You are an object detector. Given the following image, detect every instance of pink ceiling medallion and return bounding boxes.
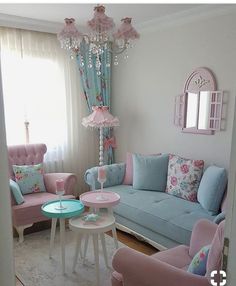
[57,4,140,74]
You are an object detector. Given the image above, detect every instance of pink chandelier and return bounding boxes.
[57,5,140,74]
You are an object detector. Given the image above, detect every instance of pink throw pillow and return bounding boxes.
[123,152,133,185]
[123,152,161,185]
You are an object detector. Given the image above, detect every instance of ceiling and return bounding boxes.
[0,3,202,27]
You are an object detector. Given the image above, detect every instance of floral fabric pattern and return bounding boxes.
[166,154,204,202]
[187,245,210,275]
[13,163,46,195]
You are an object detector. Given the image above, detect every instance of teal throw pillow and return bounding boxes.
[197,166,227,215]
[9,179,24,204]
[188,245,210,276]
[13,163,46,195]
[132,153,169,191]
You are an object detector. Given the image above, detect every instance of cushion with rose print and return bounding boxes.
[188,245,210,275]
[13,163,46,195]
[165,154,204,202]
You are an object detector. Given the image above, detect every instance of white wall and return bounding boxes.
[112,7,236,169]
[0,64,15,285]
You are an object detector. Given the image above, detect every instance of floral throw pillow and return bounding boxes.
[165,154,204,202]
[188,245,210,275]
[13,163,46,195]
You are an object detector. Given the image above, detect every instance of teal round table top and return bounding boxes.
[41,199,84,219]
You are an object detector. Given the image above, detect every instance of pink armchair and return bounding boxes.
[9,144,77,242]
[112,219,225,286]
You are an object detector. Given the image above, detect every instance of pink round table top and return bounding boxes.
[80,191,120,208]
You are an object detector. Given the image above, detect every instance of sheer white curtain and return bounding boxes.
[0,27,97,193]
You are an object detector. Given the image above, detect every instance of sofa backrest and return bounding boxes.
[8,143,47,179]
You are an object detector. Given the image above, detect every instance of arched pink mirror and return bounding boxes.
[174,67,223,135]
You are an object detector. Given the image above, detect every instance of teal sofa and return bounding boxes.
[84,163,225,249]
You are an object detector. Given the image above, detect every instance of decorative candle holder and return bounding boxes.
[96,166,108,201]
[55,179,67,210]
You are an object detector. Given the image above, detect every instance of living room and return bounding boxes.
[0,2,236,286]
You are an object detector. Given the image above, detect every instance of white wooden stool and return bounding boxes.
[69,212,118,286]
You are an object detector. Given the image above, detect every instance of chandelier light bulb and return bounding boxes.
[57,5,140,74]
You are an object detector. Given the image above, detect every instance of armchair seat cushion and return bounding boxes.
[12,192,75,226]
[153,245,192,270]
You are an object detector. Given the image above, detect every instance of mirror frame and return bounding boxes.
[182,67,217,135]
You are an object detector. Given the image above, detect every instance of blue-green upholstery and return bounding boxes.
[85,164,217,248]
[84,163,125,190]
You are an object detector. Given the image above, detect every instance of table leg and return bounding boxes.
[100,233,108,268]
[73,233,82,272]
[83,234,89,264]
[49,218,57,258]
[112,225,119,249]
[93,234,100,286]
[60,218,66,274]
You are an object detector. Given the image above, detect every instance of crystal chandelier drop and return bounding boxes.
[57,5,140,75]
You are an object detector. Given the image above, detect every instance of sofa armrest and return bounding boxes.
[84,163,125,190]
[189,219,218,257]
[213,211,225,224]
[44,173,77,195]
[112,247,209,286]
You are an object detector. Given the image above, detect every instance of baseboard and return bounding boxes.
[115,222,167,251]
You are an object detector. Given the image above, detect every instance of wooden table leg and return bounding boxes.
[93,234,100,286]
[60,218,66,274]
[49,218,57,258]
[100,233,109,268]
[73,233,82,272]
[112,225,119,249]
[83,234,89,264]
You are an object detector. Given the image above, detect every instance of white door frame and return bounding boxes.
[0,61,15,285]
[225,97,236,286]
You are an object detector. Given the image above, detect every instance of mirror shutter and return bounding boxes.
[174,94,185,128]
[208,91,223,131]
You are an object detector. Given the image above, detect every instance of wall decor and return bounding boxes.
[174,67,224,135]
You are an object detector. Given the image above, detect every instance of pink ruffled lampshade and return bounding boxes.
[113,17,140,40]
[82,106,120,128]
[87,5,115,33]
[57,18,82,46]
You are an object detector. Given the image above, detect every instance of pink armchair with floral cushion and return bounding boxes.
[111,219,225,286]
[8,144,77,242]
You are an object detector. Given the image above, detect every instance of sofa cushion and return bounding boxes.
[123,152,161,185]
[12,192,75,226]
[110,185,215,245]
[133,154,169,191]
[10,179,24,205]
[166,154,204,202]
[123,152,133,185]
[197,166,227,215]
[13,163,46,194]
[187,245,210,275]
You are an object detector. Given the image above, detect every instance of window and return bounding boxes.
[1,50,67,147]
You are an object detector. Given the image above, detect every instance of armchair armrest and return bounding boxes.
[84,163,125,190]
[43,173,77,195]
[189,219,217,257]
[112,247,209,286]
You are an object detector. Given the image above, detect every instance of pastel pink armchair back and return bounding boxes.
[112,219,225,286]
[9,143,77,242]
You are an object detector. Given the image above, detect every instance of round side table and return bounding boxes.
[69,212,116,286]
[41,199,84,274]
[80,190,120,250]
